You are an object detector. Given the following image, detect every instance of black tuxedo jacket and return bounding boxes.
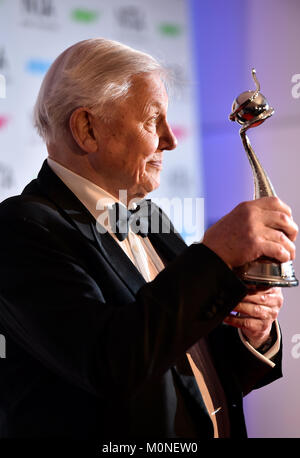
[0,161,282,438]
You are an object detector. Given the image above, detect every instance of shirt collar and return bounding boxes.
[47,157,125,221]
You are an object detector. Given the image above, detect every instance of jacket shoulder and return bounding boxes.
[0,182,64,227]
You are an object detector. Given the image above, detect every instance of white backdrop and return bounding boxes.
[0,0,203,243]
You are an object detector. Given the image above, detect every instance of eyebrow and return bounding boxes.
[142,101,165,116]
[149,101,163,108]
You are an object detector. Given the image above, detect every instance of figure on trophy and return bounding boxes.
[229,68,298,287]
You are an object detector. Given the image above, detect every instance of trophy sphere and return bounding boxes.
[230,91,272,127]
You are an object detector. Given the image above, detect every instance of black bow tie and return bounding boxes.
[108,199,152,241]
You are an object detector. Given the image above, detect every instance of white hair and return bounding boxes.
[33,38,169,143]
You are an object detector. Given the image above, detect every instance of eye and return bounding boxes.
[146,114,160,126]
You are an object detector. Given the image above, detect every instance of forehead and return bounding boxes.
[126,73,168,111]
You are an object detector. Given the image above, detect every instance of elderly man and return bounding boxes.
[0,38,297,439]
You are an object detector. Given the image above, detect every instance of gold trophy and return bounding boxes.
[229,69,298,287]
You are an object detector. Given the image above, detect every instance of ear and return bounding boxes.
[69,107,98,153]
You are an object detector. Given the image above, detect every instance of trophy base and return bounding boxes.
[234,258,299,287]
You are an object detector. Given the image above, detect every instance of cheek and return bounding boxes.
[130,129,159,157]
[146,132,159,154]
[141,135,160,169]
[123,132,158,173]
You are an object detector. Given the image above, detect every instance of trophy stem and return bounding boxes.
[229,68,298,287]
[239,130,276,199]
[237,128,298,287]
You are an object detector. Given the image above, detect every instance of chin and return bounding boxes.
[144,177,160,194]
[129,175,160,200]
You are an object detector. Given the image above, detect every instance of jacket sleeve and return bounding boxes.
[0,213,247,400]
[207,321,282,397]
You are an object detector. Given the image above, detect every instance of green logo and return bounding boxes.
[71,8,99,23]
[158,23,182,37]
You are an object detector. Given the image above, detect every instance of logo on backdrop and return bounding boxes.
[0,48,8,70]
[0,47,11,85]
[70,7,100,24]
[0,115,9,129]
[25,58,51,75]
[166,63,190,98]
[0,162,14,190]
[114,6,146,31]
[165,167,193,195]
[170,125,189,141]
[158,22,182,37]
[19,0,58,29]
[0,74,5,98]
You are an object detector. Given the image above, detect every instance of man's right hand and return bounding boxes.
[202,197,298,269]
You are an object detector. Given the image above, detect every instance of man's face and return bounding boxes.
[89,72,177,201]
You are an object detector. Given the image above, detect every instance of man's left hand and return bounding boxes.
[223,287,283,349]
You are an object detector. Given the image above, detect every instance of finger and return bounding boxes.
[263,211,298,242]
[264,286,282,295]
[258,292,283,312]
[244,288,283,306]
[233,303,277,320]
[255,196,293,217]
[264,287,284,304]
[248,286,282,295]
[260,227,296,259]
[223,315,269,333]
[236,289,283,310]
[244,287,272,296]
[259,240,292,263]
[239,292,267,303]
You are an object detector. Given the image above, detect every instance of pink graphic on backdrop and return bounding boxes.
[0,115,9,129]
[170,125,189,141]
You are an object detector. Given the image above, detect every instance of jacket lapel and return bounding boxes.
[92,227,147,295]
[91,203,189,295]
[33,160,95,242]
[146,201,188,262]
[149,230,187,264]
[31,160,145,295]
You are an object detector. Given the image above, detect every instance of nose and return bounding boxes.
[158,120,177,151]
